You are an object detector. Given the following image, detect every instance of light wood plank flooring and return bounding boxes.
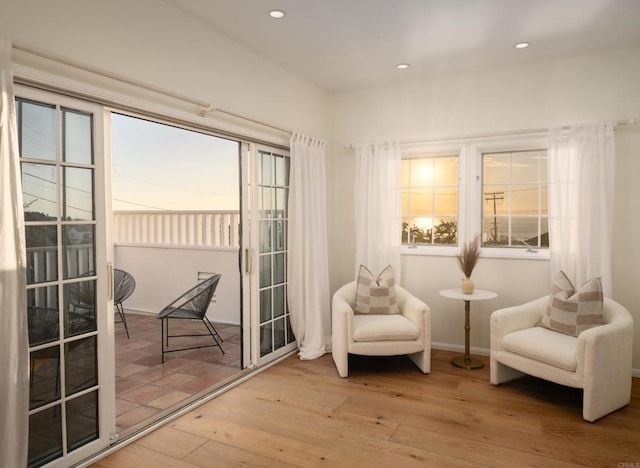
[93,349,640,467]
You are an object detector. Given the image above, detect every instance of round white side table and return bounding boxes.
[439,288,498,370]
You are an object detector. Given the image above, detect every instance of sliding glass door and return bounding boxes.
[245,144,297,366]
[16,85,294,466]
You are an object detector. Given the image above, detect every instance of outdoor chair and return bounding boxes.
[70,270,135,338]
[113,268,136,338]
[27,305,94,397]
[156,274,225,363]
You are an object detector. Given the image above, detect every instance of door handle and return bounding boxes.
[245,248,252,275]
[107,263,113,300]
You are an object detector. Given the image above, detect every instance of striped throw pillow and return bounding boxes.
[354,265,399,315]
[539,271,603,336]
[539,270,574,329]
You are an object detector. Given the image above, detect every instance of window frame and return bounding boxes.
[481,148,548,252]
[401,153,460,248]
[400,134,550,260]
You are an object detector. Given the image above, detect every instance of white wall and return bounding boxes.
[0,0,330,140]
[114,245,240,325]
[330,48,640,368]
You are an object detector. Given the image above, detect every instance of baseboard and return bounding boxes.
[121,308,154,317]
[431,342,640,378]
[432,342,490,357]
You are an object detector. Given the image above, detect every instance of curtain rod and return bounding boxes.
[344,118,638,149]
[12,42,292,135]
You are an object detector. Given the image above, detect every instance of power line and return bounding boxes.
[113,164,227,197]
[22,191,92,215]
[23,172,92,196]
[112,198,171,211]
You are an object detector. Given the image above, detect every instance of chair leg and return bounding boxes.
[161,317,166,364]
[408,349,430,374]
[332,350,349,378]
[30,357,35,388]
[115,303,130,339]
[160,316,224,362]
[203,317,225,354]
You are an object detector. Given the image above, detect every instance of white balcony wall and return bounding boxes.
[113,211,241,325]
[114,244,240,325]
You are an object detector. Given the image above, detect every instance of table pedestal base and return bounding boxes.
[451,355,484,370]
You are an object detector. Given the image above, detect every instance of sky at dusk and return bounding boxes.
[111,113,240,211]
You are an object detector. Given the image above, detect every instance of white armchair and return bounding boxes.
[490,296,634,422]
[332,281,431,378]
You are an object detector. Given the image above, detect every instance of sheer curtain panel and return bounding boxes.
[354,141,402,280]
[287,133,331,359]
[548,122,615,296]
[0,38,29,468]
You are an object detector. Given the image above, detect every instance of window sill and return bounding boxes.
[401,245,458,257]
[480,247,550,260]
[401,245,550,260]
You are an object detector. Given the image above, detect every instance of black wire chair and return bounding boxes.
[27,306,61,391]
[27,305,94,403]
[113,269,136,339]
[156,274,224,363]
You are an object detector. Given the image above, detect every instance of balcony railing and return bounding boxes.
[113,210,240,248]
[27,244,95,285]
[27,211,241,324]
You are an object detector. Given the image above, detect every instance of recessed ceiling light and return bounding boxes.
[515,42,529,49]
[269,9,286,19]
[396,63,410,69]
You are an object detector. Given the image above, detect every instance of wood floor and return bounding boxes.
[92,349,640,467]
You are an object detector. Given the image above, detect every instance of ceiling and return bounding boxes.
[166,0,640,93]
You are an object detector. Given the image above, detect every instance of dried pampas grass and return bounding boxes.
[457,234,481,278]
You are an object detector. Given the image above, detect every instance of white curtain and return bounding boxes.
[0,38,29,468]
[354,141,402,280]
[548,122,615,296]
[287,133,331,359]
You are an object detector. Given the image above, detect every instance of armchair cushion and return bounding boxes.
[353,314,419,342]
[501,327,578,372]
[354,265,399,315]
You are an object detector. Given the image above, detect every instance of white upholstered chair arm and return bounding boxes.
[575,298,634,377]
[331,282,357,366]
[491,296,547,342]
[396,285,430,330]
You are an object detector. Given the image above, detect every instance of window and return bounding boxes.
[401,138,549,256]
[482,149,548,248]
[401,156,458,246]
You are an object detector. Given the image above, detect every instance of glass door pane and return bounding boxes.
[17,88,112,468]
[251,147,296,365]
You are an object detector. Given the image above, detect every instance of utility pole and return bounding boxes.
[484,191,504,243]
